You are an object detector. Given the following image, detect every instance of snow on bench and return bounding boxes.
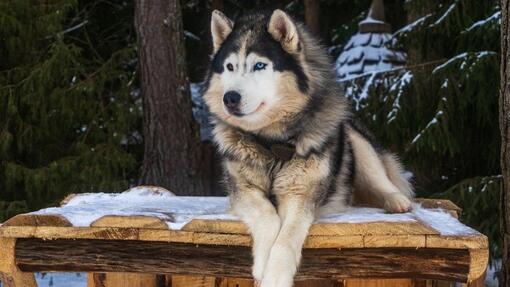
[18,185,474,236]
[0,186,488,284]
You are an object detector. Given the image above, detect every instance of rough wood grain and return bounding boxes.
[0,225,488,250]
[215,277,253,287]
[91,215,169,229]
[87,273,161,287]
[467,249,489,282]
[3,214,72,227]
[182,220,438,236]
[425,235,488,249]
[344,279,413,287]
[135,0,212,195]
[0,238,36,287]
[15,239,472,282]
[171,275,215,287]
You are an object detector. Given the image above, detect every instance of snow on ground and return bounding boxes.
[0,273,86,287]
[31,186,478,236]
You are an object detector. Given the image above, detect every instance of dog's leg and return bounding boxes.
[260,195,314,287]
[348,128,412,213]
[231,189,281,283]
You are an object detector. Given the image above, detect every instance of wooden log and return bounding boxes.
[86,272,162,287]
[0,225,488,251]
[344,279,413,287]
[0,238,36,287]
[15,239,471,282]
[3,214,72,227]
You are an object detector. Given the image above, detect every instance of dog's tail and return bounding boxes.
[379,152,414,198]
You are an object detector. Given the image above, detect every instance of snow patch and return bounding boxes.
[30,186,477,236]
[464,11,501,32]
[393,14,432,37]
[429,1,457,28]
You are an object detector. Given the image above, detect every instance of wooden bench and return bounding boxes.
[0,186,488,287]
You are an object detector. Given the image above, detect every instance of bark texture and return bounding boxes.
[304,0,320,35]
[135,0,210,195]
[15,239,471,282]
[501,0,510,285]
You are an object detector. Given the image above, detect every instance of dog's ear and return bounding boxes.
[268,9,299,53]
[211,10,233,53]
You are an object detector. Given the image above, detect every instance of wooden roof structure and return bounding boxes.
[0,187,488,286]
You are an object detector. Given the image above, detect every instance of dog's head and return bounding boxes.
[203,10,310,133]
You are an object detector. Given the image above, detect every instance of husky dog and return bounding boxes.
[203,9,413,287]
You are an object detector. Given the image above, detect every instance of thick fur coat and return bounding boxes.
[203,9,413,287]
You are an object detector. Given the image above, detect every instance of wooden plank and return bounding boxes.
[15,239,472,282]
[467,249,489,282]
[0,238,36,287]
[215,277,253,287]
[87,273,161,287]
[425,235,488,249]
[87,273,105,287]
[3,214,72,227]
[305,235,364,248]
[182,220,439,236]
[171,275,215,287]
[294,279,344,287]
[344,279,413,287]
[310,222,438,236]
[0,225,488,252]
[363,235,425,248]
[466,272,486,287]
[91,216,168,229]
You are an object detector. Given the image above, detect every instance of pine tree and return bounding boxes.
[0,0,141,221]
[339,0,501,257]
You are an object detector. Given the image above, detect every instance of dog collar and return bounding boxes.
[252,135,296,161]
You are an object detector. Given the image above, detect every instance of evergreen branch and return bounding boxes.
[338,59,446,83]
[463,10,501,33]
[43,20,90,41]
[429,0,459,28]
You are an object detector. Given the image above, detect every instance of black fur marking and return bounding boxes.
[247,31,309,93]
[344,143,355,206]
[207,11,309,94]
[321,123,345,206]
[348,119,383,153]
[211,39,241,74]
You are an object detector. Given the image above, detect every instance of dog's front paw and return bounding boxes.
[252,258,265,283]
[384,193,412,213]
[260,244,297,287]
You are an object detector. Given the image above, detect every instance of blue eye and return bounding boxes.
[253,62,267,71]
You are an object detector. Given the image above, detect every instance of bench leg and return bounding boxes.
[0,238,37,287]
[88,273,166,287]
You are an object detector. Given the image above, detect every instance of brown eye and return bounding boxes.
[226,63,234,71]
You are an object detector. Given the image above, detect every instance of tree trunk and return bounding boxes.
[212,0,223,11]
[304,0,320,36]
[135,0,210,195]
[501,0,510,285]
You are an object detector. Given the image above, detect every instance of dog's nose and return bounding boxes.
[223,91,241,109]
